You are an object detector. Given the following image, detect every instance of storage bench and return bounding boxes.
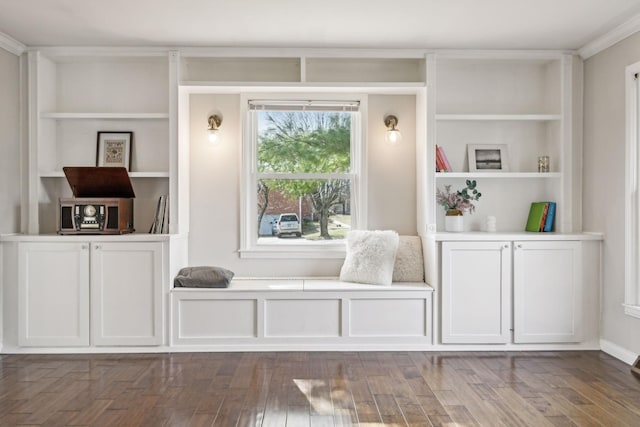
[170,279,433,351]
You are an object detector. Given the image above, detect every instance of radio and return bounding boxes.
[58,167,135,235]
[59,198,134,234]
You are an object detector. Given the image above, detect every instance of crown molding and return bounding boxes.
[579,13,640,59]
[0,30,26,56]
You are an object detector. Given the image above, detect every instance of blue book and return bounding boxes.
[543,202,556,232]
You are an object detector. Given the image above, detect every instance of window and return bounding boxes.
[240,96,367,258]
[625,61,640,318]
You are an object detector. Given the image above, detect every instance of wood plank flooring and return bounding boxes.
[0,351,638,426]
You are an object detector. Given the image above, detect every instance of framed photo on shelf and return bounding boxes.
[468,144,509,172]
[96,131,132,170]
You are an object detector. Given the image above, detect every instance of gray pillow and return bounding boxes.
[174,266,234,288]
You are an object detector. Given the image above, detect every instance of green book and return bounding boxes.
[525,202,548,232]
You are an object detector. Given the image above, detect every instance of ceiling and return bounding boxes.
[1,0,640,51]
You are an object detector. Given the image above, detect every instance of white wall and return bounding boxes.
[584,32,640,357]
[188,93,416,276]
[0,48,21,234]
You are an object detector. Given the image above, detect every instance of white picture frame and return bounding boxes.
[97,131,132,170]
[468,144,510,172]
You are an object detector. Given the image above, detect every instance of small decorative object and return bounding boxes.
[486,215,497,232]
[468,144,509,172]
[436,180,482,232]
[97,131,132,170]
[538,155,550,172]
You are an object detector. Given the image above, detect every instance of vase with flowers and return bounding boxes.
[436,180,482,232]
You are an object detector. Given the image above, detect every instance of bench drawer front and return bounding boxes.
[176,298,257,340]
[350,298,427,337]
[265,299,341,337]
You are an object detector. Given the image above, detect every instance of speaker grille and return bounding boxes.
[107,206,118,229]
[61,206,73,229]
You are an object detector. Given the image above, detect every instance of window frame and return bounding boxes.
[239,92,368,259]
[625,60,640,318]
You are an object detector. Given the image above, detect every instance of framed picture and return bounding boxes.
[468,144,510,172]
[96,131,132,170]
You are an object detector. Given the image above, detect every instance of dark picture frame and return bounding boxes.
[96,131,132,170]
[467,144,510,172]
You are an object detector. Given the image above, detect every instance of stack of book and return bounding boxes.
[525,201,556,232]
[150,194,169,234]
[435,145,452,172]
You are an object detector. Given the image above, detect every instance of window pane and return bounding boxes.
[257,178,351,241]
[257,111,351,174]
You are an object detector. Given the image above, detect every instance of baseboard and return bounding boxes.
[600,339,638,365]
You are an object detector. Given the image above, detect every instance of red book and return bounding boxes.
[539,203,549,231]
[435,145,446,172]
[438,145,453,172]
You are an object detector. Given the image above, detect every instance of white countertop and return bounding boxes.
[434,231,604,241]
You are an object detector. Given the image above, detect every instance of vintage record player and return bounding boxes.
[58,167,135,235]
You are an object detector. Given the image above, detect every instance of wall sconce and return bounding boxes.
[384,115,402,145]
[207,114,222,143]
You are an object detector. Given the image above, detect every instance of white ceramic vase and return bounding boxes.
[445,210,464,232]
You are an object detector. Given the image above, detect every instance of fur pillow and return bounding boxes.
[174,266,234,288]
[392,236,425,282]
[340,230,399,286]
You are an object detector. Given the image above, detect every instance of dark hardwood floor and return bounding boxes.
[0,351,638,426]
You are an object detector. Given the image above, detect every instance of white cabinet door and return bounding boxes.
[441,241,511,343]
[90,242,164,346]
[513,241,582,343]
[18,242,90,347]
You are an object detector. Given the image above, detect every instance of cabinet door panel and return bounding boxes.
[514,241,582,343]
[91,242,163,346]
[18,242,90,347]
[441,241,511,343]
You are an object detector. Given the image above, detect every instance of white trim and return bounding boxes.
[0,342,604,354]
[0,31,25,56]
[624,303,640,319]
[579,13,640,59]
[600,339,638,365]
[239,249,345,259]
[626,61,640,314]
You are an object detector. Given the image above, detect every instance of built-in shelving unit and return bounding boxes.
[425,53,579,234]
[27,50,178,234]
[180,54,426,85]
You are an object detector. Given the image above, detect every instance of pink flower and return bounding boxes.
[436,181,482,214]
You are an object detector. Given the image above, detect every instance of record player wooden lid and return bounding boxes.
[63,167,135,198]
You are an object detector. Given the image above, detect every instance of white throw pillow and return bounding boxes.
[392,236,425,282]
[340,230,399,286]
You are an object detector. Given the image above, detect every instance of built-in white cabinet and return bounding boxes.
[18,242,90,347]
[441,241,511,344]
[439,237,596,345]
[12,239,166,349]
[513,241,582,343]
[90,242,164,346]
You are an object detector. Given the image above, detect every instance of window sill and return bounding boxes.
[624,304,640,319]
[239,244,346,259]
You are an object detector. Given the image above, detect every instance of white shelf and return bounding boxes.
[39,171,169,178]
[435,114,561,121]
[434,232,604,242]
[40,112,169,120]
[435,172,562,179]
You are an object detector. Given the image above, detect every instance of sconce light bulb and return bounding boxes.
[208,129,219,144]
[385,129,402,145]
